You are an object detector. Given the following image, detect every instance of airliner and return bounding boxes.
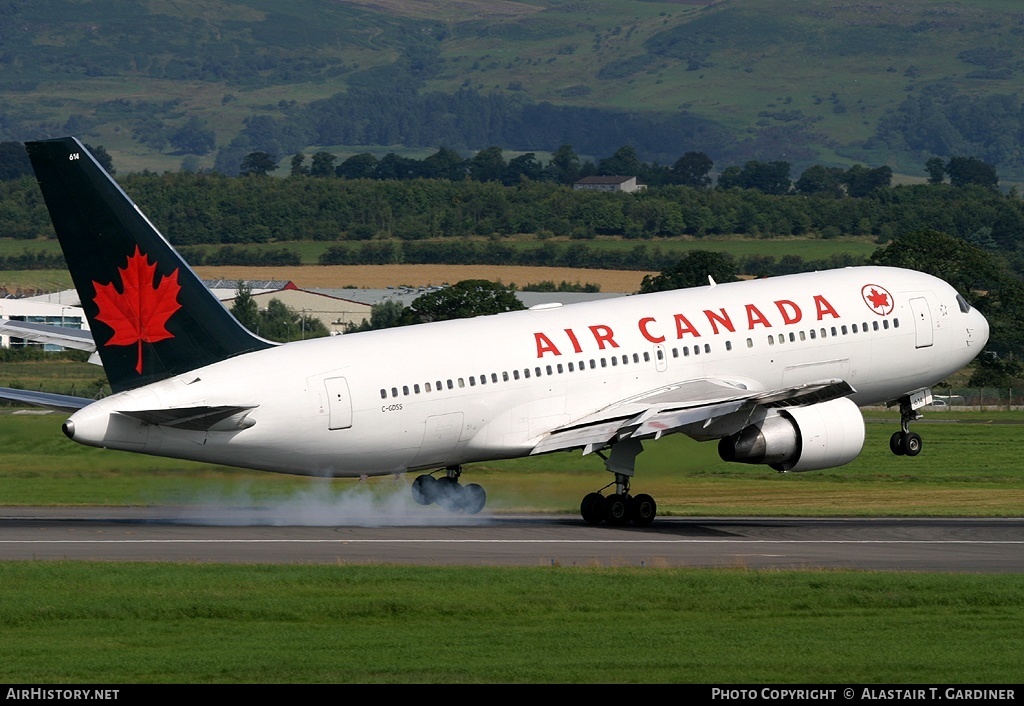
[1,137,989,526]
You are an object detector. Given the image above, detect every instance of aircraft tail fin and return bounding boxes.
[26,137,273,393]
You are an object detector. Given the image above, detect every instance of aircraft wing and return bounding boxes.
[0,386,95,412]
[0,319,96,352]
[530,378,855,455]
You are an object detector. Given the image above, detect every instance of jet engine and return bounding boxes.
[717,397,865,472]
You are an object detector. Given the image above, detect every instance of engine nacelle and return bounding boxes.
[717,397,865,472]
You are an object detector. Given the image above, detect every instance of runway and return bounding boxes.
[1,508,1022,571]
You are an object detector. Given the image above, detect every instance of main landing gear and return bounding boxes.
[580,438,658,527]
[411,465,487,514]
[889,395,923,457]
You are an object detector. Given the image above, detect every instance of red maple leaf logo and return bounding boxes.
[867,288,889,309]
[93,246,181,374]
[861,284,894,315]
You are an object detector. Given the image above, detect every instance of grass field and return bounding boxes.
[1,563,1022,683]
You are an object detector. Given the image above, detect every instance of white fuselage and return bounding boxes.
[64,266,988,477]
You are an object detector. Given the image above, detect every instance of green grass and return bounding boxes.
[0,562,1021,683]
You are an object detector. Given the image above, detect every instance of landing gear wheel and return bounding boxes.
[433,476,463,512]
[459,483,487,514]
[605,494,632,526]
[630,494,657,527]
[889,431,906,456]
[902,431,922,457]
[580,493,607,525]
[411,474,438,505]
[889,430,923,457]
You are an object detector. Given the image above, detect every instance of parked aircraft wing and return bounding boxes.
[0,319,96,352]
[0,386,95,412]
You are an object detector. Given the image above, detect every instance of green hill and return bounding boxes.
[2,0,1023,181]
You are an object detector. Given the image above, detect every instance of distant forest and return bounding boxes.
[1,148,1021,276]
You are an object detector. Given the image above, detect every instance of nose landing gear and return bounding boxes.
[889,394,923,457]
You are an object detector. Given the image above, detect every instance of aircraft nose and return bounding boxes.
[969,306,990,349]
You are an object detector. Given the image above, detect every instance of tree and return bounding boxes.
[239,151,278,177]
[718,161,791,195]
[84,144,115,174]
[406,280,524,323]
[670,151,713,188]
[869,229,1000,297]
[310,151,337,178]
[598,145,641,177]
[289,153,309,177]
[795,165,845,197]
[842,164,892,197]
[230,283,329,341]
[925,157,945,184]
[169,116,216,155]
[229,282,260,332]
[545,144,581,185]
[638,251,740,293]
[744,160,791,195]
[336,153,378,179]
[469,146,506,182]
[345,300,410,332]
[504,153,543,184]
[0,142,32,180]
[945,156,998,189]
[421,147,466,181]
[376,152,419,180]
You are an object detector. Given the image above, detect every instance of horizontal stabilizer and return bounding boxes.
[0,386,95,412]
[118,405,257,432]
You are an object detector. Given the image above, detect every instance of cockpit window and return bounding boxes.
[956,293,971,314]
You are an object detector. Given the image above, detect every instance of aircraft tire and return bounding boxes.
[580,493,607,525]
[889,431,906,456]
[411,475,438,505]
[605,494,632,526]
[902,432,922,457]
[630,494,657,527]
[460,483,487,514]
[434,477,463,512]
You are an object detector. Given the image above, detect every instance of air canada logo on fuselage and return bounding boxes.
[532,294,843,358]
[861,284,894,316]
[92,246,182,374]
